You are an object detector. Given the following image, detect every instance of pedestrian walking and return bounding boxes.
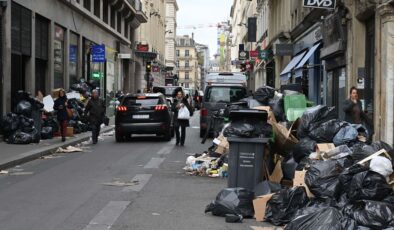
[343,86,373,138]
[172,89,192,146]
[53,89,69,142]
[85,90,106,144]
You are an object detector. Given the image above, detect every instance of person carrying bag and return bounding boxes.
[172,89,192,146]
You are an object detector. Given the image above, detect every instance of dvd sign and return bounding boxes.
[303,0,335,9]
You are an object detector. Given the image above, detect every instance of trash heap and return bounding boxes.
[204,86,394,229]
[1,85,92,144]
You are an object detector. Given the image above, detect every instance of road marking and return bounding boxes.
[157,146,173,155]
[144,157,165,169]
[83,201,130,230]
[122,174,152,192]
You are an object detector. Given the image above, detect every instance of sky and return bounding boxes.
[176,0,233,59]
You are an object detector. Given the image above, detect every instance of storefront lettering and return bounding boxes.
[303,0,335,9]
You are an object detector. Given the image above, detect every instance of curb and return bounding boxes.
[0,126,115,170]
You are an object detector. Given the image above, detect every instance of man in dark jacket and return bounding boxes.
[85,90,106,144]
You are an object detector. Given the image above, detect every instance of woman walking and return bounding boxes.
[53,89,69,142]
[172,89,192,146]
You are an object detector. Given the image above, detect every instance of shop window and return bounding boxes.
[35,15,49,94]
[54,24,65,88]
[11,2,32,55]
[69,32,79,85]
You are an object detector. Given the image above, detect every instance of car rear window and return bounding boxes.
[123,97,160,106]
[205,87,247,103]
[164,87,178,96]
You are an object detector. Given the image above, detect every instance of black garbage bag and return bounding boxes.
[308,119,346,143]
[383,191,394,204]
[254,181,282,197]
[293,199,331,218]
[15,100,32,116]
[285,207,356,230]
[7,131,32,144]
[223,122,255,137]
[205,188,254,218]
[344,200,394,229]
[265,187,310,225]
[293,137,316,163]
[2,113,20,132]
[282,156,298,180]
[29,128,40,143]
[297,105,337,138]
[43,118,59,133]
[347,171,392,201]
[305,159,349,199]
[338,164,369,195]
[254,86,275,105]
[41,126,53,139]
[270,98,286,122]
[351,141,394,162]
[19,115,35,133]
[333,124,364,146]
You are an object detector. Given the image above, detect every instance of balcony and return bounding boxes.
[127,0,148,23]
[177,55,193,60]
[178,66,193,71]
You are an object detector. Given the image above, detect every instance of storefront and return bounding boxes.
[35,14,49,95]
[53,24,65,89]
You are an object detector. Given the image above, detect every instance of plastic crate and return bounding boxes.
[286,108,307,122]
[284,94,307,113]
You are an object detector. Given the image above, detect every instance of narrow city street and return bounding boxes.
[0,115,273,230]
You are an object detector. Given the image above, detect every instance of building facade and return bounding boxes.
[175,35,199,89]
[0,0,147,116]
[164,0,178,86]
[196,43,209,90]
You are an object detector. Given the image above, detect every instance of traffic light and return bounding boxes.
[146,61,152,72]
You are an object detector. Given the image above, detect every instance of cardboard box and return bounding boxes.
[253,194,274,222]
[271,119,300,155]
[293,170,314,198]
[214,135,229,154]
[66,127,74,137]
[253,106,276,123]
[268,160,283,184]
[316,143,336,160]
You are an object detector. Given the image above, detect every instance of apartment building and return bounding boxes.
[175,35,199,89]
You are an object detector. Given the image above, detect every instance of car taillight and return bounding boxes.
[155,105,167,111]
[201,108,208,117]
[117,106,127,112]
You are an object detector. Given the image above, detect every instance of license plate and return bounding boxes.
[133,114,149,119]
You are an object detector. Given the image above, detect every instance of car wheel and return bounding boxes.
[200,128,206,138]
[115,131,124,142]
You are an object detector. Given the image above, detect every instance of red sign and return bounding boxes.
[137,44,149,52]
[152,66,160,72]
[249,50,259,58]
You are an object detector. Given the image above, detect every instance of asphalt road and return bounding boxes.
[0,115,276,230]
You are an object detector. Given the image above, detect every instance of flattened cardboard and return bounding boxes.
[268,160,283,184]
[272,119,300,154]
[293,170,314,198]
[253,194,274,222]
[253,106,276,123]
[316,143,335,159]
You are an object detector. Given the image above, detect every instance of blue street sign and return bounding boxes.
[69,45,77,62]
[92,44,106,62]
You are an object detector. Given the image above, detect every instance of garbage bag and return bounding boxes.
[270,98,286,122]
[223,122,255,137]
[254,86,275,105]
[2,113,20,132]
[348,171,392,201]
[240,97,263,109]
[344,200,394,229]
[282,156,298,180]
[324,145,352,159]
[333,125,362,146]
[293,137,316,163]
[305,159,349,199]
[297,105,337,138]
[43,118,59,133]
[205,188,254,218]
[253,181,282,197]
[383,191,394,204]
[7,131,33,144]
[285,207,356,230]
[308,119,345,143]
[370,156,393,178]
[41,126,53,139]
[29,128,40,143]
[293,199,331,218]
[265,187,310,225]
[351,141,394,162]
[338,164,369,195]
[15,100,32,116]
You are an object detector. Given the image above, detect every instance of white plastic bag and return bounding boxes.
[370,156,393,178]
[178,106,190,120]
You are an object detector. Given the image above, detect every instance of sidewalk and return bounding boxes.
[0,125,115,170]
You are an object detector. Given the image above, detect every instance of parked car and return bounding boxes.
[200,84,247,137]
[115,93,174,142]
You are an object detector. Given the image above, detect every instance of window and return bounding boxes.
[94,0,100,18]
[124,22,129,38]
[176,50,179,57]
[185,83,189,88]
[117,12,122,33]
[176,61,179,67]
[185,61,189,67]
[185,50,189,56]
[110,6,116,29]
[83,0,91,11]
[185,72,189,79]
[205,86,247,103]
[103,0,109,23]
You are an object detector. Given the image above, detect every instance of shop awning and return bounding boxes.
[280,51,307,80]
[294,42,322,78]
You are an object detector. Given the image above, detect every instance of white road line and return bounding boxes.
[144,157,165,169]
[157,145,173,155]
[122,174,152,192]
[83,201,130,230]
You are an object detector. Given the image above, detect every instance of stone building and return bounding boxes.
[164,0,178,86]
[175,35,199,89]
